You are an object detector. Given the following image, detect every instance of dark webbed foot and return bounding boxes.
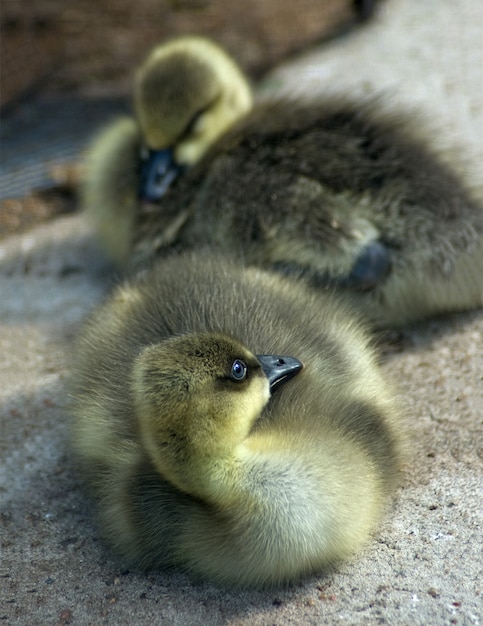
[340,240,391,290]
[271,240,391,292]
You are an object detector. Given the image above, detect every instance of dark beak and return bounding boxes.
[139,147,184,202]
[256,355,304,393]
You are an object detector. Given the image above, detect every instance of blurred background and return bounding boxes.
[1,0,374,101]
[0,0,376,237]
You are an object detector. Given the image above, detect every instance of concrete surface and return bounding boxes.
[1,0,482,624]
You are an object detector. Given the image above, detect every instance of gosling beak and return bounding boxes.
[256,355,304,393]
[139,147,184,202]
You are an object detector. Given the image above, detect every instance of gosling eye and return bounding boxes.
[230,359,247,382]
[180,95,219,140]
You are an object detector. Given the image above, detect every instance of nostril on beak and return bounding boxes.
[256,354,303,392]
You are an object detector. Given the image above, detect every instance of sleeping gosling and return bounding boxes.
[82,36,483,328]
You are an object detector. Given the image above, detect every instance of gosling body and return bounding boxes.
[131,99,483,328]
[70,253,406,588]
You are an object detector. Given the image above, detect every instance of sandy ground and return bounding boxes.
[1,0,482,624]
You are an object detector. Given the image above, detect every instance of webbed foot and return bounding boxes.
[339,240,391,291]
[271,240,391,292]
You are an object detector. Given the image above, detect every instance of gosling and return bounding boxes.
[70,252,406,588]
[82,36,483,328]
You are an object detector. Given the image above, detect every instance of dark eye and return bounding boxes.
[230,359,247,382]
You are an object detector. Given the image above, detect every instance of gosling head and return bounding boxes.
[132,332,302,497]
[134,37,253,201]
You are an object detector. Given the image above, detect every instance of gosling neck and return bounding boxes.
[139,404,258,504]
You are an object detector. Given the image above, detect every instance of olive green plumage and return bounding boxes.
[82,36,483,327]
[70,253,406,588]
